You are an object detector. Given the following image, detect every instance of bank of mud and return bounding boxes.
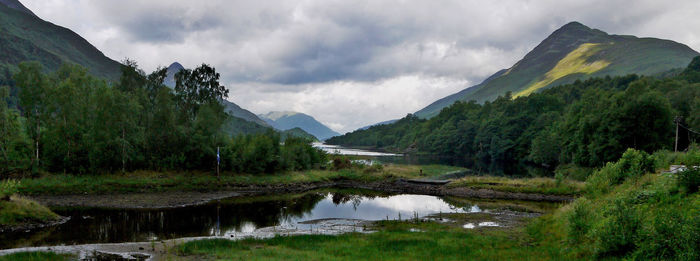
[29,179,574,209]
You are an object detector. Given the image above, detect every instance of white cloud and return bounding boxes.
[20,0,700,132]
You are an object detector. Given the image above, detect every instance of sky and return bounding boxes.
[21,0,700,133]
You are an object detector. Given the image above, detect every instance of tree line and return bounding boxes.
[1,61,325,175]
[328,57,700,172]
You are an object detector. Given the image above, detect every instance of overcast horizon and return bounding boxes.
[22,0,700,133]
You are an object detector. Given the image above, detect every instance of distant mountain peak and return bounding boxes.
[259,111,340,140]
[167,62,184,71]
[414,21,698,118]
[0,0,36,16]
[260,111,300,121]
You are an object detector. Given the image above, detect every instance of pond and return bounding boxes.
[0,189,557,249]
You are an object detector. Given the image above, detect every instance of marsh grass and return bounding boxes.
[16,164,466,195]
[448,176,584,195]
[0,196,60,226]
[0,252,72,261]
[173,220,563,260]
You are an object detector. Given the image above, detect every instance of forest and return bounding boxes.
[328,57,700,173]
[0,61,325,175]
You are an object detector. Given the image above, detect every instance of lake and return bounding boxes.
[0,189,556,249]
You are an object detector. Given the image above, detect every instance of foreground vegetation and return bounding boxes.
[0,252,72,261]
[173,222,548,261]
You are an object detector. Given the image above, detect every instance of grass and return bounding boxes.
[448,176,585,196]
[171,220,563,261]
[0,252,73,261]
[16,164,466,196]
[0,196,60,226]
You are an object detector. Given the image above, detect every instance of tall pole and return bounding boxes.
[674,116,680,152]
[216,146,220,179]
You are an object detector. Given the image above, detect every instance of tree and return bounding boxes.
[14,62,48,170]
[0,86,31,174]
[174,64,229,120]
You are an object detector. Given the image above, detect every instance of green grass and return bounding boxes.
[0,252,72,261]
[172,220,563,261]
[448,176,585,196]
[17,164,467,195]
[0,197,59,226]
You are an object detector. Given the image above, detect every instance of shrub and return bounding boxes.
[331,157,352,170]
[677,168,700,193]
[633,207,700,261]
[566,198,593,243]
[593,198,641,258]
[554,172,565,187]
[0,179,20,200]
[586,149,654,195]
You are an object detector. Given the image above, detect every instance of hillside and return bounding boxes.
[259,111,340,140]
[327,57,700,173]
[0,0,121,83]
[281,127,318,141]
[164,62,270,127]
[415,21,699,118]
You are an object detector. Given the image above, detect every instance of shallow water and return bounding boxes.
[313,143,401,156]
[0,189,551,249]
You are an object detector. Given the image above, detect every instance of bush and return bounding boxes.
[331,157,352,170]
[652,147,700,170]
[566,198,593,243]
[593,198,641,257]
[554,172,565,187]
[0,179,20,200]
[677,168,700,193]
[586,149,654,195]
[633,207,700,260]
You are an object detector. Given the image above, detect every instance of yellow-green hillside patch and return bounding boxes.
[515,43,611,97]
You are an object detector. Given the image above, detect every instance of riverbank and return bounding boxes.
[0,196,65,233]
[17,164,582,209]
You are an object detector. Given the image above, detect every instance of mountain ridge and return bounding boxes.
[414,21,699,118]
[0,1,122,81]
[259,111,340,141]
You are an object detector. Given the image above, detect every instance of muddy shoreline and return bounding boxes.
[29,179,574,209]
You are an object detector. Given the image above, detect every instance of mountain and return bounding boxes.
[357,119,399,131]
[415,21,699,118]
[258,111,340,140]
[280,127,318,141]
[163,62,270,127]
[0,0,121,82]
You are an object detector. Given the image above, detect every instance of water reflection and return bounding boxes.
[1,190,486,249]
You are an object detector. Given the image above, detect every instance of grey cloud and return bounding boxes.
[21,0,700,131]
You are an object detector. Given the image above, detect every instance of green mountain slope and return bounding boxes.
[259,111,340,140]
[415,21,699,118]
[0,0,121,82]
[281,127,318,141]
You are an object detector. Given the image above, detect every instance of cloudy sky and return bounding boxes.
[22,0,700,133]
